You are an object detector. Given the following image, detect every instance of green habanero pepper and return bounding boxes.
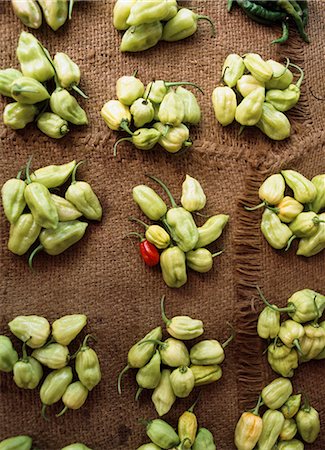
[132,184,167,220]
[61,445,92,450]
[259,174,286,206]
[277,440,304,450]
[137,447,161,450]
[120,22,163,52]
[234,397,263,450]
[315,321,325,360]
[65,163,102,221]
[265,60,293,90]
[257,305,280,339]
[101,99,132,133]
[37,112,69,139]
[266,65,304,112]
[113,0,136,30]
[222,54,245,88]
[300,321,325,361]
[178,400,199,449]
[149,175,199,252]
[8,213,41,255]
[267,343,298,378]
[162,8,215,42]
[130,98,155,127]
[11,0,42,29]
[153,122,191,153]
[127,0,169,26]
[158,89,184,126]
[281,394,302,419]
[152,368,176,416]
[0,68,22,97]
[160,247,187,288]
[53,53,87,98]
[309,174,325,213]
[176,86,201,125]
[38,0,68,31]
[0,435,32,450]
[50,88,88,125]
[190,333,234,365]
[235,87,265,126]
[143,418,180,450]
[9,315,50,348]
[281,170,317,204]
[192,428,216,450]
[11,77,50,104]
[32,343,70,369]
[236,75,265,97]
[52,314,87,345]
[297,214,325,257]
[195,214,229,248]
[0,336,18,372]
[51,194,82,221]
[28,220,88,267]
[129,218,170,249]
[296,402,320,443]
[243,53,273,82]
[16,32,55,82]
[1,170,26,224]
[40,366,73,417]
[170,366,195,398]
[257,102,291,140]
[155,338,190,367]
[271,196,304,223]
[278,320,305,353]
[13,344,43,389]
[164,0,178,20]
[280,418,298,441]
[261,378,293,409]
[190,364,222,386]
[30,160,76,188]
[57,381,89,416]
[144,80,203,105]
[116,73,145,106]
[3,102,38,130]
[75,336,101,391]
[257,409,285,450]
[261,209,293,250]
[181,175,206,212]
[186,248,223,273]
[289,211,325,238]
[135,350,161,400]
[118,326,162,394]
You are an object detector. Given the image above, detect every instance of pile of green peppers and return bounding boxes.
[212,53,305,140]
[1,158,102,267]
[257,287,325,378]
[11,0,77,31]
[234,378,320,450]
[113,0,216,53]
[129,174,229,288]
[229,0,309,44]
[138,401,217,449]
[0,31,88,138]
[0,313,101,420]
[101,72,204,156]
[118,296,233,417]
[246,169,325,256]
[0,435,92,449]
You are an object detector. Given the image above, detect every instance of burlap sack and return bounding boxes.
[0,1,324,448]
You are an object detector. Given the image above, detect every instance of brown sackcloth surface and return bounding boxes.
[0,1,325,448]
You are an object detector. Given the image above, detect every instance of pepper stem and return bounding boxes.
[71,160,85,184]
[132,70,138,78]
[56,405,68,417]
[227,0,234,12]
[125,231,145,242]
[25,155,33,184]
[41,404,49,421]
[147,175,177,208]
[188,395,200,412]
[238,125,246,136]
[82,333,94,348]
[252,395,263,416]
[285,235,296,252]
[68,0,74,19]
[138,418,150,427]
[117,364,130,395]
[16,167,24,180]
[72,84,88,99]
[129,217,149,229]
[139,339,164,347]
[222,323,236,348]
[272,21,289,45]
[301,393,311,412]
[313,217,325,224]
[256,286,295,313]
[114,137,132,157]
[293,338,304,356]
[28,244,44,270]
[212,250,224,258]
[160,295,171,326]
[312,296,320,326]
[135,387,143,401]
[244,202,266,211]
[165,81,204,95]
[120,120,134,136]
[289,63,304,89]
[21,342,28,362]
[197,15,216,37]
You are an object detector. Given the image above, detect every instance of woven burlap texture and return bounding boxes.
[0,1,324,449]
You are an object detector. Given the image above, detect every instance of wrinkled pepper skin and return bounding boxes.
[190,364,222,386]
[145,225,170,249]
[130,98,155,127]
[178,408,198,449]
[127,326,162,369]
[261,378,293,409]
[281,394,302,419]
[257,409,285,450]
[8,214,41,255]
[9,315,50,348]
[0,336,18,372]
[38,0,68,30]
[11,77,50,104]
[286,289,325,323]
[116,74,145,106]
[236,75,265,97]
[222,54,245,88]
[162,299,204,340]
[115,128,161,153]
[243,54,273,82]
[121,22,163,52]
[181,175,206,212]
[261,209,293,249]
[53,53,81,91]
[195,214,229,248]
[259,174,285,205]
[1,176,26,224]
[13,354,43,389]
[257,306,280,339]
[113,0,137,30]
[235,87,265,126]
[296,406,320,443]
[186,248,216,273]
[50,88,88,125]
[280,418,298,441]
[212,86,237,126]
[51,194,82,221]
[160,247,187,288]
[158,89,184,126]
[152,368,176,416]
[265,60,293,90]
[65,182,102,221]
[278,320,305,351]
[266,67,303,112]
[30,160,76,188]
[153,122,191,153]
[190,339,225,365]
[281,170,317,204]
[32,343,69,369]
[127,0,169,26]
[267,344,298,378]
[277,440,304,450]
[176,86,201,125]
[162,8,214,42]
[234,411,263,450]
[52,314,87,345]
[37,112,69,139]
[310,174,325,213]
[275,196,304,223]
[145,419,180,449]
[3,102,38,130]
[166,208,199,252]
[159,338,190,367]
[136,350,161,391]
[40,367,73,408]
[289,211,321,238]
[296,213,325,257]
[299,323,325,361]
[0,68,22,97]
[16,32,54,82]
[101,100,132,131]
[39,221,88,255]
[0,435,32,450]
[192,428,216,450]
[170,366,195,398]
[24,181,59,229]
[257,103,291,140]
[12,0,42,29]
[133,185,167,220]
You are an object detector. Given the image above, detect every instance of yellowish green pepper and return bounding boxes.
[265,60,293,90]
[289,211,324,238]
[158,89,184,126]
[277,440,304,450]
[296,402,320,443]
[75,335,101,391]
[4,102,38,130]
[309,174,325,213]
[52,314,87,345]
[257,102,291,140]
[267,343,298,378]
[243,53,273,82]
[195,214,229,248]
[113,0,136,30]
[30,160,75,188]
[61,444,92,450]
[133,184,167,220]
[176,86,201,125]
[261,378,293,410]
[53,53,87,98]
[145,225,170,249]
[13,344,43,389]
[51,194,82,221]
[117,73,145,106]
[127,0,170,26]
[130,98,155,127]
[143,418,180,449]
[0,436,32,450]
[300,321,325,361]
[153,122,192,153]
[235,87,265,126]
[281,170,316,203]
[170,366,194,398]
[32,343,69,369]
[281,394,302,419]
[38,0,68,30]
[157,338,190,367]
[190,364,222,386]
[0,68,22,97]
[266,65,304,112]
[152,368,176,416]
[164,0,178,20]
[57,381,89,416]
[101,99,133,134]
[0,336,18,372]
[192,428,216,450]
[257,306,280,339]
[11,77,50,104]
[40,366,73,417]
[121,22,163,52]
[259,174,285,205]
[234,397,263,450]
[297,214,325,257]
[280,418,298,441]
[272,196,304,223]
[236,75,265,97]
[37,112,69,139]
[144,80,202,105]
[186,248,222,273]
[11,0,42,28]
[257,409,285,450]
[50,88,88,125]
[160,246,187,288]
[212,86,237,126]
[8,213,41,255]
[261,209,293,250]
[137,445,161,450]
[181,175,206,212]
[178,401,198,449]
[162,8,215,42]
[1,171,26,224]
[278,320,304,353]
[135,350,161,400]
[161,296,203,339]
[190,334,233,365]
[222,54,245,88]
[9,315,50,348]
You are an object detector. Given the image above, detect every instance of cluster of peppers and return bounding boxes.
[256,287,325,379]
[229,0,309,44]
[1,158,102,267]
[247,170,325,256]
[138,400,217,449]
[0,314,101,419]
[101,72,203,156]
[129,175,228,288]
[113,0,215,53]
[11,0,76,31]
[0,436,92,450]
[0,31,88,138]
[234,377,320,449]
[118,296,233,418]
[212,53,304,140]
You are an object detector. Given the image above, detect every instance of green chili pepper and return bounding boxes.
[222,54,245,88]
[4,102,38,130]
[236,0,287,24]
[38,0,68,30]
[37,112,69,139]
[272,20,290,44]
[281,170,317,203]
[50,88,88,125]
[0,435,32,450]
[236,75,265,97]
[61,444,92,450]
[190,333,234,365]
[8,213,41,256]
[243,53,273,82]
[11,77,50,104]
[142,418,180,450]
[170,366,195,398]
[13,343,43,389]
[235,87,265,126]
[57,381,89,416]
[257,306,280,339]
[277,440,304,450]
[257,102,291,140]
[160,246,187,288]
[29,160,76,188]
[195,214,229,248]
[267,343,298,378]
[152,368,176,416]
[277,0,309,42]
[265,60,293,90]
[9,315,50,348]
[113,0,137,30]
[309,174,325,213]
[40,366,73,418]
[144,80,203,105]
[297,213,325,257]
[153,123,192,153]
[175,86,201,125]
[192,428,216,450]
[120,22,163,52]
[190,364,222,386]
[266,64,304,111]
[11,0,42,29]
[101,99,133,133]
[281,394,302,419]
[158,89,184,126]
[114,128,161,156]
[16,32,55,82]
[296,401,320,443]
[51,194,82,221]
[181,175,206,212]
[0,68,22,97]
[261,378,293,410]
[260,209,293,249]
[0,336,18,372]
[133,185,167,220]
[257,409,285,449]
[135,350,161,400]
[162,8,215,42]
[32,343,69,369]
[53,52,87,98]
[1,170,26,224]
[52,314,87,345]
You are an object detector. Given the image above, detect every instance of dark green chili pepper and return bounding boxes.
[277,0,309,42]
[237,0,287,23]
[298,0,308,26]
[272,20,290,44]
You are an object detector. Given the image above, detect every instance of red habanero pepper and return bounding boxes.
[127,232,160,266]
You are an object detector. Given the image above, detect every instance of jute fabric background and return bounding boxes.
[0,1,324,448]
